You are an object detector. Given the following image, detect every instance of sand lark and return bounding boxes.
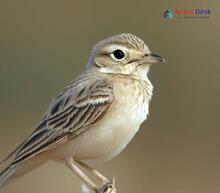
[0,33,164,193]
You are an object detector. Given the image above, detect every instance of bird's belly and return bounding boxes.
[73,120,139,162]
[52,98,148,162]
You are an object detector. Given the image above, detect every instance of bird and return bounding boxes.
[0,33,164,193]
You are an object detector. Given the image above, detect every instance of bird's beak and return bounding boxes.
[139,53,165,65]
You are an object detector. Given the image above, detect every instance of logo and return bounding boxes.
[163,10,173,19]
[163,8,211,19]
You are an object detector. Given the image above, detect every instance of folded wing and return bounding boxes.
[11,74,114,166]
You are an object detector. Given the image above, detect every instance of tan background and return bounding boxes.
[0,1,219,193]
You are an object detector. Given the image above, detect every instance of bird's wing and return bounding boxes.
[12,74,114,165]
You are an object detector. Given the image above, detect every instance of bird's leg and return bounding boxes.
[66,157,98,191]
[66,158,116,193]
[75,160,109,184]
[76,160,116,193]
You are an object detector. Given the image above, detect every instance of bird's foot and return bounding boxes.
[95,178,116,193]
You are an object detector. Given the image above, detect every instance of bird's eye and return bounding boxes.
[110,49,126,61]
[113,49,125,59]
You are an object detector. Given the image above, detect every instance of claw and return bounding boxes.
[95,178,116,193]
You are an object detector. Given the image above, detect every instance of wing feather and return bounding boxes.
[12,74,114,165]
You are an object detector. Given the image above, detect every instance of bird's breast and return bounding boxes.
[113,77,152,124]
[52,77,153,162]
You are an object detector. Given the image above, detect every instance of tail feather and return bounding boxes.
[0,164,16,189]
[0,153,49,191]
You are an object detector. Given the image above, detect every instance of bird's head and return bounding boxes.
[87,33,164,79]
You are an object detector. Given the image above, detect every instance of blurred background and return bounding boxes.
[0,0,219,193]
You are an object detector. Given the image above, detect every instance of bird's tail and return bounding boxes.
[0,164,16,189]
[0,153,49,191]
[0,142,25,190]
